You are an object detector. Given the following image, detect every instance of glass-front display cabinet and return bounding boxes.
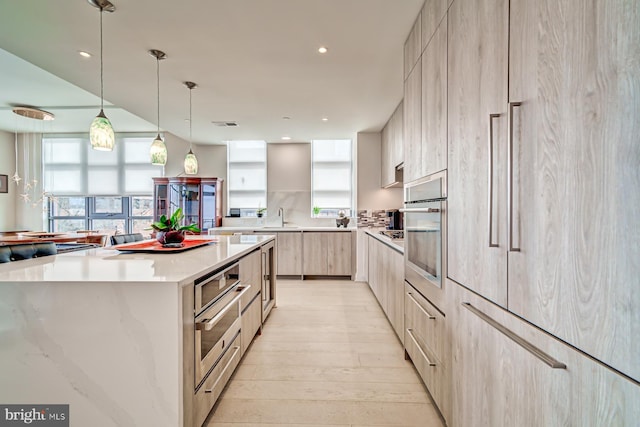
[152,177,224,232]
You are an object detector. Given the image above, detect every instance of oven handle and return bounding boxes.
[195,285,251,331]
[400,207,440,213]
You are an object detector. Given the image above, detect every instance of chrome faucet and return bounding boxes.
[278,207,285,227]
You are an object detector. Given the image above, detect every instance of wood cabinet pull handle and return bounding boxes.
[507,102,522,252]
[204,346,241,393]
[462,302,566,369]
[407,292,436,319]
[488,113,500,248]
[406,328,436,366]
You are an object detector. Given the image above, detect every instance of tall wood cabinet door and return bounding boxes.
[391,101,403,168]
[447,0,509,307]
[421,17,447,177]
[327,232,352,276]
[276,232,302,276]
[381,122,393,187]
[404,12,422,80]
[507,0,640,381]
[403,61,422,184]
[302,232,328,275]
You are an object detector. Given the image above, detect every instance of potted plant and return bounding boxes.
[150,208,201,244]
[256,207,267,218]
[312,206,321,217]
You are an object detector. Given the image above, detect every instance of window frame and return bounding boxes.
[226,140,267,217]
[311,139,354,218]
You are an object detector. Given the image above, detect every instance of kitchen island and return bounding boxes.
[0,234,275,427]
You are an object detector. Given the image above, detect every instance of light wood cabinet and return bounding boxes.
[239,248,261,308]
[276,231,302,276]
[381,102,404,187]
[420,16,447,177]
[303,231,353,277]
[505,0,640,382]
[421,0,452,51]
[367,235,404,343]
[403,61,422,184]
[403,11,422,80]
[447,0,509,307]
[240,294,261,355]
[451,280,640,426]
[405,282,449,423]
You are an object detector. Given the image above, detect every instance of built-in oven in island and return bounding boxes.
[401,170,447,298]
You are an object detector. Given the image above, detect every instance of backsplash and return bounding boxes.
[357,210,389,228]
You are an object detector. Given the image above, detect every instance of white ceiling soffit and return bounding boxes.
[0,0,423,145]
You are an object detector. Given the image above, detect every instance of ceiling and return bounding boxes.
[0,0,423,145]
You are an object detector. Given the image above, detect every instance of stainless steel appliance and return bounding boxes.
[386,209,404,230]
[261,240,276,320]
[193,261,248,389]
[401,171,446,295]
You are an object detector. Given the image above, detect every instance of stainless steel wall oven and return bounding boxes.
[402,171,447,297]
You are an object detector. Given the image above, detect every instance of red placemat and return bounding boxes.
[111,239,216,253]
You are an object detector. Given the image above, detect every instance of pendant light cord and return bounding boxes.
[156,56,160,134]
[100,8,104,111]
[189,87,193,149]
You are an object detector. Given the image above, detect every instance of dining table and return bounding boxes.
[0,232,107,245]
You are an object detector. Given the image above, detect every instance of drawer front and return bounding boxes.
[405,326,446,410]
[194,333,242,427]
[405,283,445,361]
[241,293,262,355]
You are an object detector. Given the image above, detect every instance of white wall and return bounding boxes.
[356,132,403,211]
[0,130,16,231]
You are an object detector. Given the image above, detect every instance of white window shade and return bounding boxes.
[311,139,353,216]
[43,134,160,196]
[227,141,267,213]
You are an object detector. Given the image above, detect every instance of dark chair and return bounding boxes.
[0,242,58,263]
[110,233,145,246]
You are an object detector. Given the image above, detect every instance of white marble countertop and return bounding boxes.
[211,226,356,232]
[364,228,404,254]
[0,234,275,285]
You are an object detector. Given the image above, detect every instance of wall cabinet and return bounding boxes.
[403,61,422,184]
[381,102,404,188]
[451,280,640,426]
[303,231,353,277]
[421,0,452,51]
[366,235,404,343]
[420,16,447,177]
[403,11,422,80]
[152,177,224,232]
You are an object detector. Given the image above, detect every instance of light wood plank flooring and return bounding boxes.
[205,280,444,427]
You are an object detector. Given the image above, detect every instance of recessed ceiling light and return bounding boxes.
[281,136,291,141]
[79,51,92,58]
[318,46,328,54]
[322,117,328,121]
[282,116,291,120]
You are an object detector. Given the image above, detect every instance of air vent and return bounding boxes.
[212,121,238,127]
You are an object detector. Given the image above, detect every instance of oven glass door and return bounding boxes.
[404,203,442,288]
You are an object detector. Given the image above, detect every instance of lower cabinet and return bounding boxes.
[366,234,404,343]
[241,293,262,355]
[450,279,640,426]
[404,282,450,423]
[276,231,302,276]
[302,231,353,277]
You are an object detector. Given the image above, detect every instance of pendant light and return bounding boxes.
[88,0,116,151]
[149,49,168,166]
[183,81,198,175]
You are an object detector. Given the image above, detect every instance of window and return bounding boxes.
[227,140,267,216]
[42,133,158,234]
[48,196,153,235]
[311,139,353,217]
[42,134,161,195]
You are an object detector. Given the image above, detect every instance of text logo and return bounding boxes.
[0,405,68,427]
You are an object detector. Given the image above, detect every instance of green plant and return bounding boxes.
[150,208,200,233]
[256,207,267,215]
[312,206,321,216]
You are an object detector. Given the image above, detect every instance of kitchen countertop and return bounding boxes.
[210,226,356,232]
[0,234,275,285]
[363,228,404,254]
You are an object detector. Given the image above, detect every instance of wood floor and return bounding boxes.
[205,279,444,427]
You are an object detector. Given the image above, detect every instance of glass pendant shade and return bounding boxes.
[90,109,115,151]
[184,149,198,175]
[150,134,167,165]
